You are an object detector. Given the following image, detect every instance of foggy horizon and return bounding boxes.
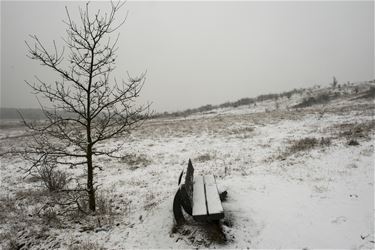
[1,1,374,112]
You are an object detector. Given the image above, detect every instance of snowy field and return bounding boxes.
[0,82,374,249]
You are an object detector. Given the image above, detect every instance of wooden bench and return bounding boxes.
[173,159,225,224]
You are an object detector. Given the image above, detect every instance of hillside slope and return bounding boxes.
[0,81,374,249]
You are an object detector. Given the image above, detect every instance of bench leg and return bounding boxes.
[173,188,186,225]
[219,190,228,202]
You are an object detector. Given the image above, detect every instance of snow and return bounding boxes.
[0,83,374,249]
[192,175,207,218]
[204,175,224,217]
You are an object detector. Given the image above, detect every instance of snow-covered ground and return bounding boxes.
[0,82,374,249]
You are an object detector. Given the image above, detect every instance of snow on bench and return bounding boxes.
[173,159,224,224]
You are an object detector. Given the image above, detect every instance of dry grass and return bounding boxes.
[67,240,104,250]
[279,137,332,159]
[288,137,319,153]
[326,120,375,146]
[293,93,332,108]
[0,188,51,225]
[195,152,216,162]
[171,220,232,248]
[144,192,158,211]
[337,121,375,140]
[229,126,254,134]
[120,153,152,169]
[0,195,20,225]
[353,86,375,100]
[0,222,52,250]
[0,186,123,249]
[74,190,127,228]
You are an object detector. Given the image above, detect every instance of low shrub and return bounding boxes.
[288,137,318,154]
[280,136,332,159]
[348,139,359,146]
[293,93,331,108]
[337,121,375,141]
[195,153,215,162]
[121,153,151,169]
[230,126,254,134]
[319,137,331,146]
[37,164,70,192]
[95,192,114,216]
[354,86,375,100]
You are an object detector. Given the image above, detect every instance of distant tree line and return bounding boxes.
[152,88,306,118]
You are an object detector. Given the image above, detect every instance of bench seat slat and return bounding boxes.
[204,175,216,185]
[204,175,224,219]
[192,175,207,219]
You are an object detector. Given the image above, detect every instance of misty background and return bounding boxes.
[1,1,374,113]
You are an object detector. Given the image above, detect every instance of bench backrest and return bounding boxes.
[184,159,194,205]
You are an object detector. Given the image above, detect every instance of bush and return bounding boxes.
[367,86,375,98]
[354,86,375,99]
[232,98,255,107]
[257,93,279,102]
[319,137,331,146]
[121,153,151,169]
[293,93,331,108]
[280,137,333,159]
[195,153,215,162]
[337,121,375,141]
[348,139,359,146]
[288,137,318,154]
[37,165,69,192]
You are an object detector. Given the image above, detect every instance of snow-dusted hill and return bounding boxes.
[0,82,374,249]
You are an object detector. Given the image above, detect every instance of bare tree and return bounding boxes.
[22,1,150,212]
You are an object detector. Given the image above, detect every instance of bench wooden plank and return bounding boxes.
[204,175,216,185]
[192,175,207,219]
[204,175,224,220]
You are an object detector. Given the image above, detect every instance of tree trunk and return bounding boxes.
[87,144,96,211]
[87,47,95,212]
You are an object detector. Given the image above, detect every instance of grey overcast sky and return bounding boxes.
[1,1,374,112]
